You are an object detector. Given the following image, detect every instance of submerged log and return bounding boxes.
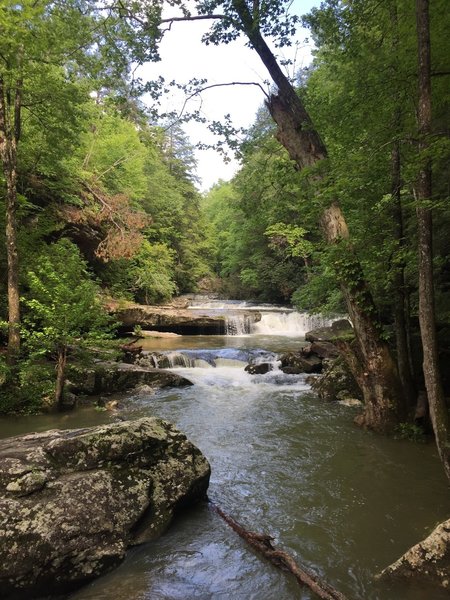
[210,501,348,600]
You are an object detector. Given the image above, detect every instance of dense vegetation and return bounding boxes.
[0,0,214,411]
[1,0,449,479]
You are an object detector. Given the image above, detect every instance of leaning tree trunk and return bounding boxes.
[0,75,22,363]
[415,0,450,480]
[231,0,406,431]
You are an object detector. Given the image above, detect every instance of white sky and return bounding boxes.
[140,0,319,192]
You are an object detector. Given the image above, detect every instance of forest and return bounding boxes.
[0,0,449,596]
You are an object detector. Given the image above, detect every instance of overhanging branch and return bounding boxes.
[174,81,268,125]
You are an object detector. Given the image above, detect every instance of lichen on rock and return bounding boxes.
[0,417,210,599]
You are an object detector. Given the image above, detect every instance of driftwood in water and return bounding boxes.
[209,501,348,600]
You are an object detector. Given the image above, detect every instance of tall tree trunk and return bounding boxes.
[391,141,416,408]
[55,345,67,409]
[388,2,416,410]
[231,0,406,431]
[0,75,22,363]
[415,0,450,479]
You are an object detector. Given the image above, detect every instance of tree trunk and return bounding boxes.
[0,75,22,362]
[55,345,67,409]
[231,0,406,431]
[415,0,450,479]
[391,142,416,408]
[388,3,416,410]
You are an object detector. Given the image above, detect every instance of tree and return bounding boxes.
[414,0,450,480]
[0,0,153,362]
[0,1,92,361]
[22,239,112,409]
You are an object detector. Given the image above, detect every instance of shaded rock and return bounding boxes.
[245,363,273,375]
[378,519,450,590]
[311,357,362,403]
[279,352,322,374]
[113,302,227,334]
[68,362,193,396]
[310,341,340,359]
[0,417,210,599]
[305,319,353,343]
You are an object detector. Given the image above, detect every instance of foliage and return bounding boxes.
[395,423,427,444]
[21,239,113,356]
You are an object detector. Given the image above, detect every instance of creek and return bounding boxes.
[1,300,449,600]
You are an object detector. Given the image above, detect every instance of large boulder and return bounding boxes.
[0,418,210,599]
[378,519,450,590]
[245,362,273,375]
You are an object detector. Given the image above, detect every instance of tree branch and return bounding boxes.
[160,14,228,24]
[173,81,268,125]
[209,501,348,600]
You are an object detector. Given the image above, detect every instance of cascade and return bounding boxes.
[225,314,252,336]
[252,311,336,337]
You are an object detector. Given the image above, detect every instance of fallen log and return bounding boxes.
[209,500,348,600]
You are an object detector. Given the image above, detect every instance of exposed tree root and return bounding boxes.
[209,500,348,600]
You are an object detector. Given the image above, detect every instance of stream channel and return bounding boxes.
[2,300,449,600]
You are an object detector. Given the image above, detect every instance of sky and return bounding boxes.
[140,1,320,192]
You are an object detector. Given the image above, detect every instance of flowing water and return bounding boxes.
[1,302,449,600]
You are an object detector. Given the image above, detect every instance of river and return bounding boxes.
[2,301,449,599]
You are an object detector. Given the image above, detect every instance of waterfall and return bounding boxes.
[184,297,341,338]
[225,314,251,336]
[251,311,336,337]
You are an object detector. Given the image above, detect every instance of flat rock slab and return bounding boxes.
[110,302,261,335]
[0,417,210,599]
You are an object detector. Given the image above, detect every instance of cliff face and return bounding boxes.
[0,417,210,599]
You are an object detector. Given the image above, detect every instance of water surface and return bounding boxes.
[1,303,448,600]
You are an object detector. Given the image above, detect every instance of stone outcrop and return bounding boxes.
[68,361,193,396]
[271,322,361,403]
[305,319,353,343]
[310,357,362,404]
[0,417,210,599]
[109,301,261,335]
[378,519,450,590]
[279,351,323,374]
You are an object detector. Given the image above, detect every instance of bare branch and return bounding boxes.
[160,14,228,24]
[173,81,268,126]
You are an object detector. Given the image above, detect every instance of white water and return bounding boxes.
[224,314,252,335]
[253,311,337,337]
[188,298,339,337]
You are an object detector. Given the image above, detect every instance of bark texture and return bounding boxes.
[415,0,450,479]
[0,74,21,360]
